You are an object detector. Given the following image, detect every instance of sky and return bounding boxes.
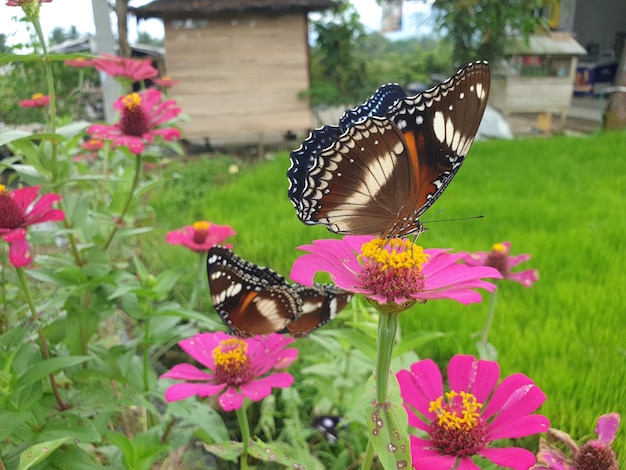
[0,0,432,47]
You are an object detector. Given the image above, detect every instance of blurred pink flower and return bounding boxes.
[80,138,104,151]
[161,332,298,411]
[290,235,500,313]
[87,89,181,155]
[64,57,94,68]
[397,354,549,470]
[92,54,158,84]
[166,221,236,253]
[6,0,51,6]
[152,76,180,88]
[461,241,538,287]
[19,93,50,108]
[533,413,620,470]
[0,184,64,267]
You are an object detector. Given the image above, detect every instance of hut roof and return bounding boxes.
[131,0,336,19]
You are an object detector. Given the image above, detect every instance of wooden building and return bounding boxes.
[132,0,334,146]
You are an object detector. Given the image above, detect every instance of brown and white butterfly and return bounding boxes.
[288,61,490,238]
[207,246,352,338]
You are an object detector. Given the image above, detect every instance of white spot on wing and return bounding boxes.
[433,111,445,144]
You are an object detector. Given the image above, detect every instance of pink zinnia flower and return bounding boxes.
[161,332,297,411]
[0,184,65,267]
[19,93,50,108]
[533,413,620,470]
[290,235,501,312]
[166,221,236,253]
[152,76,180,88]
[397,354,550,470]
[80,138,104,151]
[461,241,538,287]
[64,57,94,68]
[92,53,158,84]
[87,88,181,155]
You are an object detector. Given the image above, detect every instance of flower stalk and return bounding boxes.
[236,402,251,470]
[15,267,68,410]
[480,281,499,344]
[104,153,142,249]
[189,251,207,310]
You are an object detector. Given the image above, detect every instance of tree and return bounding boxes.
[136,31,163,47]
[603,45,626,129]
[429,0,548,67]
[49,26,80,45]
[115,0,131,57]
[0,33,10,53]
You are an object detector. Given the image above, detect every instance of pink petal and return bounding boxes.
[148,127,181,142]
[481,373,535,420]
[204,224,237,246]
[536,449,572,470]
[112,135,145,154]
[8,235,33,267]
[596,412,620,444]
[239,372,294,403]
[10,185,39,212]
[508,269,539,287]
[165,229,192,247]
[164,381,225,402]
[397,359,443,420]
[447,355,500,405]
[488,414,550,440]
[456,458,481,470]
[87,124,122,139]
[486,379,546,435]
[478,446,537,469]
[218,386,245,411]
[160,363,213,381]
[177,332,230,369]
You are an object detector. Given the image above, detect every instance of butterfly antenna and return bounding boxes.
[424,214,485,224]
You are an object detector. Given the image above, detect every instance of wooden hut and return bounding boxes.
[132,0,334,146]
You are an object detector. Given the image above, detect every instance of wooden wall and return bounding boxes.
[163,12,312,144]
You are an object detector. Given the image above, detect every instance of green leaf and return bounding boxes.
[476,341,498,361]
[15,356,91,389]
[18,437,71,470]
[202,441,241,462]
[39,412,101,443]
[364,373,412,470]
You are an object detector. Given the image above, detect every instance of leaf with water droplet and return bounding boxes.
[364,372,411,470]
[476,341,498,361]
[18,437,70,470]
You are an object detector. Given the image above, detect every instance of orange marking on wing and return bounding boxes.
[237,291,259,312]
[402,129,421,171]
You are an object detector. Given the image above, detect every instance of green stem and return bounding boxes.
[236,403,251,470]
[375,312,398,405]
[189,252,207,310]
[143,318,151,393]
[480,284,499,344]
[31,16,58,181]
[361,311,398,470]
[15,267,68,410]
[104,153,142,250]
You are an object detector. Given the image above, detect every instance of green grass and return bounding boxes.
[146,131,626,464]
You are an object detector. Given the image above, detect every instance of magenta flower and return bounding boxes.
[161,332,297,411]
[19,93,50,108]
[461,241,538,287]
[533,413,620,470]
[290,235,501,313]
[166,221,236,253]
[152,76,180,88]
[397,354,549,469]
[80,138,104,152]
[87,89,181,155]
[0,184,65,267]
[91,53,158,84]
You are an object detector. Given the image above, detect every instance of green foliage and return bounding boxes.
[430,0,549,66]
[0,54,100,125]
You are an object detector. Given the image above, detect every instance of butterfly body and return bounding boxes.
[207,246,352,337]
[288,61,490,238]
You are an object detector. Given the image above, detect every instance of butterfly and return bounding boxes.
[207,246,352,338]
[287,61,490,238]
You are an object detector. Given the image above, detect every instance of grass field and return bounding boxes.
[146,130,626,464]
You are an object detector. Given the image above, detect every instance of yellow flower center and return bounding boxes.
[0,184,6,195]
[428,390,487,457]
[429,391,482,431]
[32,93,44,99]
[122,92,142,110]
[359,238,429,272]
[192,220,210,232]
[492,242,507,253]
[192,220,210,244]
[212,338,253,386]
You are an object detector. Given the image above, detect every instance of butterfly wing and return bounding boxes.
[288,84,407,215]
[207,246,299,337]
[289,62,490,237]
[285,284,353,337]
